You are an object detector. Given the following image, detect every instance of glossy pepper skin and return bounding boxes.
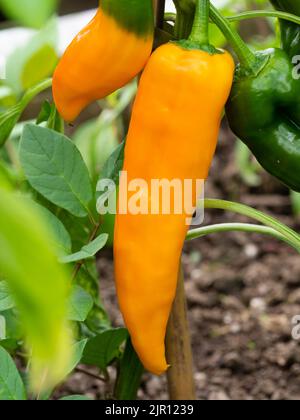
[52,0,154,122]
[226,48,300,192]
[114,42,234,375]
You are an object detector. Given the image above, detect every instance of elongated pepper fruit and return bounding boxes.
[52,0,154,122]
[114,2,234,375]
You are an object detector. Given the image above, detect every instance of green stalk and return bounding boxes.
[173,3,194,39]
[209,4,258,72]
[167,10,300,28]
[187,222,288,245]
[227,10,300,26]
[189,0,210,46]
[200,199,300,253]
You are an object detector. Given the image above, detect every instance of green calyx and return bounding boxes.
[179,0,219,54]
[101,0,154,38]
[175,39,221,54]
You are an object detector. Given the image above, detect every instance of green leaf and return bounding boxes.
[60,395,92,401]
[0,346,26,400]
[61,234,108,264]
[0,188,72,392]
[0,282,15,312]
[20,125,93,218]
[0,0,58,28]
[68,287,93,323]
[6,18,58,93]
[36,101,52,125]
[98,141,125,188]
[39,339,88,400]
[114,338,144,400]
[37,101,63,132]
[96,141,125,214]
[0,316,5,340]
[74,83,136,180]
[32,203,72,257]
[82,328,128,370]
[0,78,52,147]
[68,339,88,374]
[0,339,19,353]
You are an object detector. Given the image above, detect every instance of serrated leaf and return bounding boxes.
[0,188,72,392]
[0,346,26,400]
[81,328,128,370]
[0,282,15,312]
[68,287,93,323]
[61,234,108,264]
[20,125,93,218]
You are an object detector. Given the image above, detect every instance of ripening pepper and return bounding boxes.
[114,1,234,375]
[52,0,154,122]
[226,47,300,192]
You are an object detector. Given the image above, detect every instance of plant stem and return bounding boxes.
[75,367,106,382]
[201,199,300,253]
[209,4,257,72]
[22,78,52,105]
[155,0,166,29]
[165,268,196,400]
[227,10,300,26]
[189,0,210,46]
[187,222,287,243]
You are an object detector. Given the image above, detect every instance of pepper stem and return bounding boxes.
[209,4,258,72]
[189,0,210,46]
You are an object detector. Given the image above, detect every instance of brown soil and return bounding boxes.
[57,121,300,400]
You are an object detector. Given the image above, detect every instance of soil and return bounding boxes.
[57,121,300,401]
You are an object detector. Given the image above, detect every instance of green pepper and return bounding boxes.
[224,0,300,192]
[226,47,300,192]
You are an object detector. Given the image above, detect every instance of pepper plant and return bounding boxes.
[0,0,300,401]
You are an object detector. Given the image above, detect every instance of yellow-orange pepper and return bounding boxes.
[114,9,234,374]
[52,1,154,122]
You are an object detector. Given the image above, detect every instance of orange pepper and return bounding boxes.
[52,1,154,122]
[114,41,234,375]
